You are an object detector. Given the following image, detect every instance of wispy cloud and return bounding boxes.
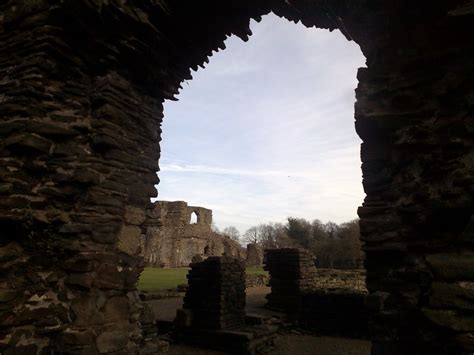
[156,14,366,234]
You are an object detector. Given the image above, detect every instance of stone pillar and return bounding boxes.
[0,4,161,353]
[181,256,246,330]
[264,248,317,311]
[355,7,474,352]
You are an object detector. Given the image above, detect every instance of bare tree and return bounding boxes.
[223,226,240,242]
[258,223,276,248]
[243,226,259,244]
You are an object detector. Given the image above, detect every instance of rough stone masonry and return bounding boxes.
[0,1,473,354]
[142,201,244,267]
[179,256,246,330]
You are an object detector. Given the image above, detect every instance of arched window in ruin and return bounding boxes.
[190,211,198,224]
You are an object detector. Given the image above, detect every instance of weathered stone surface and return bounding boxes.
[423,308,474,332]
[124,206,147,226]
[117,225,142,256]
[65,273,94,289]
[142,201,244,267]
[429,282,474,310]
[58,329,96,346]
[0,0,472,353]
[71,291,106,326]
[264,248,317,311]
[181,256,246,330]
[104,296,130,323]
[426,253,474,281]
[96,330,129,353]
[0,290,17,303]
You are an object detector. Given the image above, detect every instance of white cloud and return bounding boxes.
[156,14,366,234]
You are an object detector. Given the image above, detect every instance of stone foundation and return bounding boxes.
[264,248,317,311]
[176,256,277,354]
[179,256,246,330]
[265,249,370,338]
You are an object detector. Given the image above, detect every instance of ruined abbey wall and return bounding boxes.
[142,201,244,267]
[0,1,473,354]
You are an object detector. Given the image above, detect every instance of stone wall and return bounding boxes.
[315,269,367,293]
[142,201,244,267]
[178,256,246,330]
[246,243,263,266]
[0,1,473,354]
[264,248,317,311]
[245,274,269,288]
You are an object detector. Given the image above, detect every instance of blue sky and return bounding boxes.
[154,14,366,234]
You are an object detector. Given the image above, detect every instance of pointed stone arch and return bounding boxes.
[0,1,473,354]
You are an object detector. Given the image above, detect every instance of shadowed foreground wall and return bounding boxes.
[0,1,473,354]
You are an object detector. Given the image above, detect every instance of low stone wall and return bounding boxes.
[140,303,169,354]
[264,249,317,311]
[315,269,367,292]
[245,274,269,288]
[180,256,246,330]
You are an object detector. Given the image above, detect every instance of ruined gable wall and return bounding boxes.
[142,201,244,267]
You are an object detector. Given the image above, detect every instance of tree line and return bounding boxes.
[221,218,364,269]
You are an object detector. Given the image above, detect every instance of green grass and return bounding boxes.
[245,266,268,275]
[138,267,189,292]
[138,266,268,292]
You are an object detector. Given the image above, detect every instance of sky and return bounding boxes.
[153,14,367,234]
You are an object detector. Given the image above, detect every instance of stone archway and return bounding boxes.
[0,1,473,354]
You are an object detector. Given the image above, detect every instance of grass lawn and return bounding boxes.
[138,267,189,292]
[246,266,268,275]
[138,265,267,292]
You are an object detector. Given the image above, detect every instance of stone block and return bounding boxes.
[93,264,124,290]
[96,330,129,353]
[124,206,146,225]
[423,308,474,331]
[4,133,52,154]
[117,225,141,256]
[59,329,96,345]
[0,290,17,303]
[65,273,94,289]
[426,252,474,281]
[429,282,474,310]
[71,291,106,326]
[104,296,130,323]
